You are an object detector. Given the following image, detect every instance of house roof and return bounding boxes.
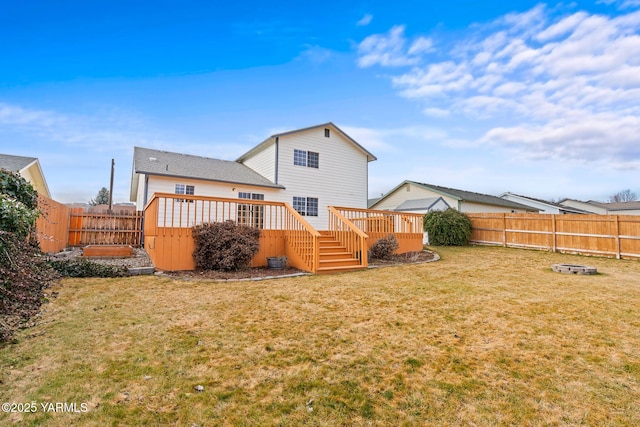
[376,180,536,211]
[501,192,589,214]
[0,153,38,172]
[394,197,450,212]
[588,200,640,211]
[236,122,377,163]
[0,153,51,197]
[132,147,284,189]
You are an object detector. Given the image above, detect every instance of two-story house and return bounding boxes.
[130,122,377,229]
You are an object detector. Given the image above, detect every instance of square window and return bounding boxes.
[307,151,319,168]
[292,196,318,216]
[306,197,318,216]
[294,149,307,166]
[293,196,306,215]
[175,184,194,202]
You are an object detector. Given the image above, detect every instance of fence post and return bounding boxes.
[502,213,507,247]
[552,214,557,253]
[614,215,621,260]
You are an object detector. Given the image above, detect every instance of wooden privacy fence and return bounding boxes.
[68,208,143,247]
[35,194,70,253]
[468,213,640,260]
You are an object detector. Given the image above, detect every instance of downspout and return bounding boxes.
[141,174,149,246]
[143,174,149,207]
[365,157,368,208]
[274,137,279,185]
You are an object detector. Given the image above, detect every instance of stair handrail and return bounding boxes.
[283,203,321,273]
[327,206,368,268]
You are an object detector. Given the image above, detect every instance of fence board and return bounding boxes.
[35,195,70,253]
[468,213,640,260]
[68,209,143,247]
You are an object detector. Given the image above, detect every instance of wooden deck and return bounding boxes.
[142,193,424,273]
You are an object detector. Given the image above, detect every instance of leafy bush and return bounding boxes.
[0,169,39,237]
[192,221,261,271]
[0,232,57,341]
[423,208,472,246]
[0,169,52,342]
[48,258,128,278]
[370,234,399,259]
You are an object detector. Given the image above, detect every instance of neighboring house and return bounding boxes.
[371,180,537,213]
[0,153,51,198]
[559,199,640,215]
[392,197,450,214]
[500,193,587,214]
[130,122,377,229]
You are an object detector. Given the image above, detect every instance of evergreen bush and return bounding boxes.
[423,208,472,246]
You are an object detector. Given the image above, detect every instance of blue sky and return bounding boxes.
[1,0,639,204]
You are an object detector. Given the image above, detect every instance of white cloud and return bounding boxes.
[357,5,640,168]
[357,25,424,67]
[357,13,373,27]
[408,37,434,55]
[341,124,448,153]
[297,45,333,64]
[423,107,450,118]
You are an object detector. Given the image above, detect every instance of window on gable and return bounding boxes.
[292,196,318,216]
[293,149,319,168]
[324,128,330,138]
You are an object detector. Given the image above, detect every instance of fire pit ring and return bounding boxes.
[552,264,597,275]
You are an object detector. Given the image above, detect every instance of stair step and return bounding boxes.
[319,251,354,260]
[319,258,362,267]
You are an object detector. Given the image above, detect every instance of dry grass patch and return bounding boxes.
[1,246,639,426]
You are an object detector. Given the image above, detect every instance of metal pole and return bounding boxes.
[108,158,114,212]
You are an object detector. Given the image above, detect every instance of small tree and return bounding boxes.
[89,187,110,206]
[609,189,637,203]
[423,208,472,246]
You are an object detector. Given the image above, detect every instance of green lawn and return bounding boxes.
[1,246,639,426]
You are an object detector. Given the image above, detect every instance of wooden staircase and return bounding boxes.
[316,230,366,274]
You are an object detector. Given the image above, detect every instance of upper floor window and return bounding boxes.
[293,149,319,168]
[324,128,330,138]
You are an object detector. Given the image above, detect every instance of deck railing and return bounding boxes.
[284,204,321,273]
[143,193,320,271]
[331,206,424,253]
[327,206,368,267]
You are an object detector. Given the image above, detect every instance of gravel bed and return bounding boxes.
[49,247,154,269]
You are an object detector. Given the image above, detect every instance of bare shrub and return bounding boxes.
[370,234,399,260]
[192,221,261,271]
